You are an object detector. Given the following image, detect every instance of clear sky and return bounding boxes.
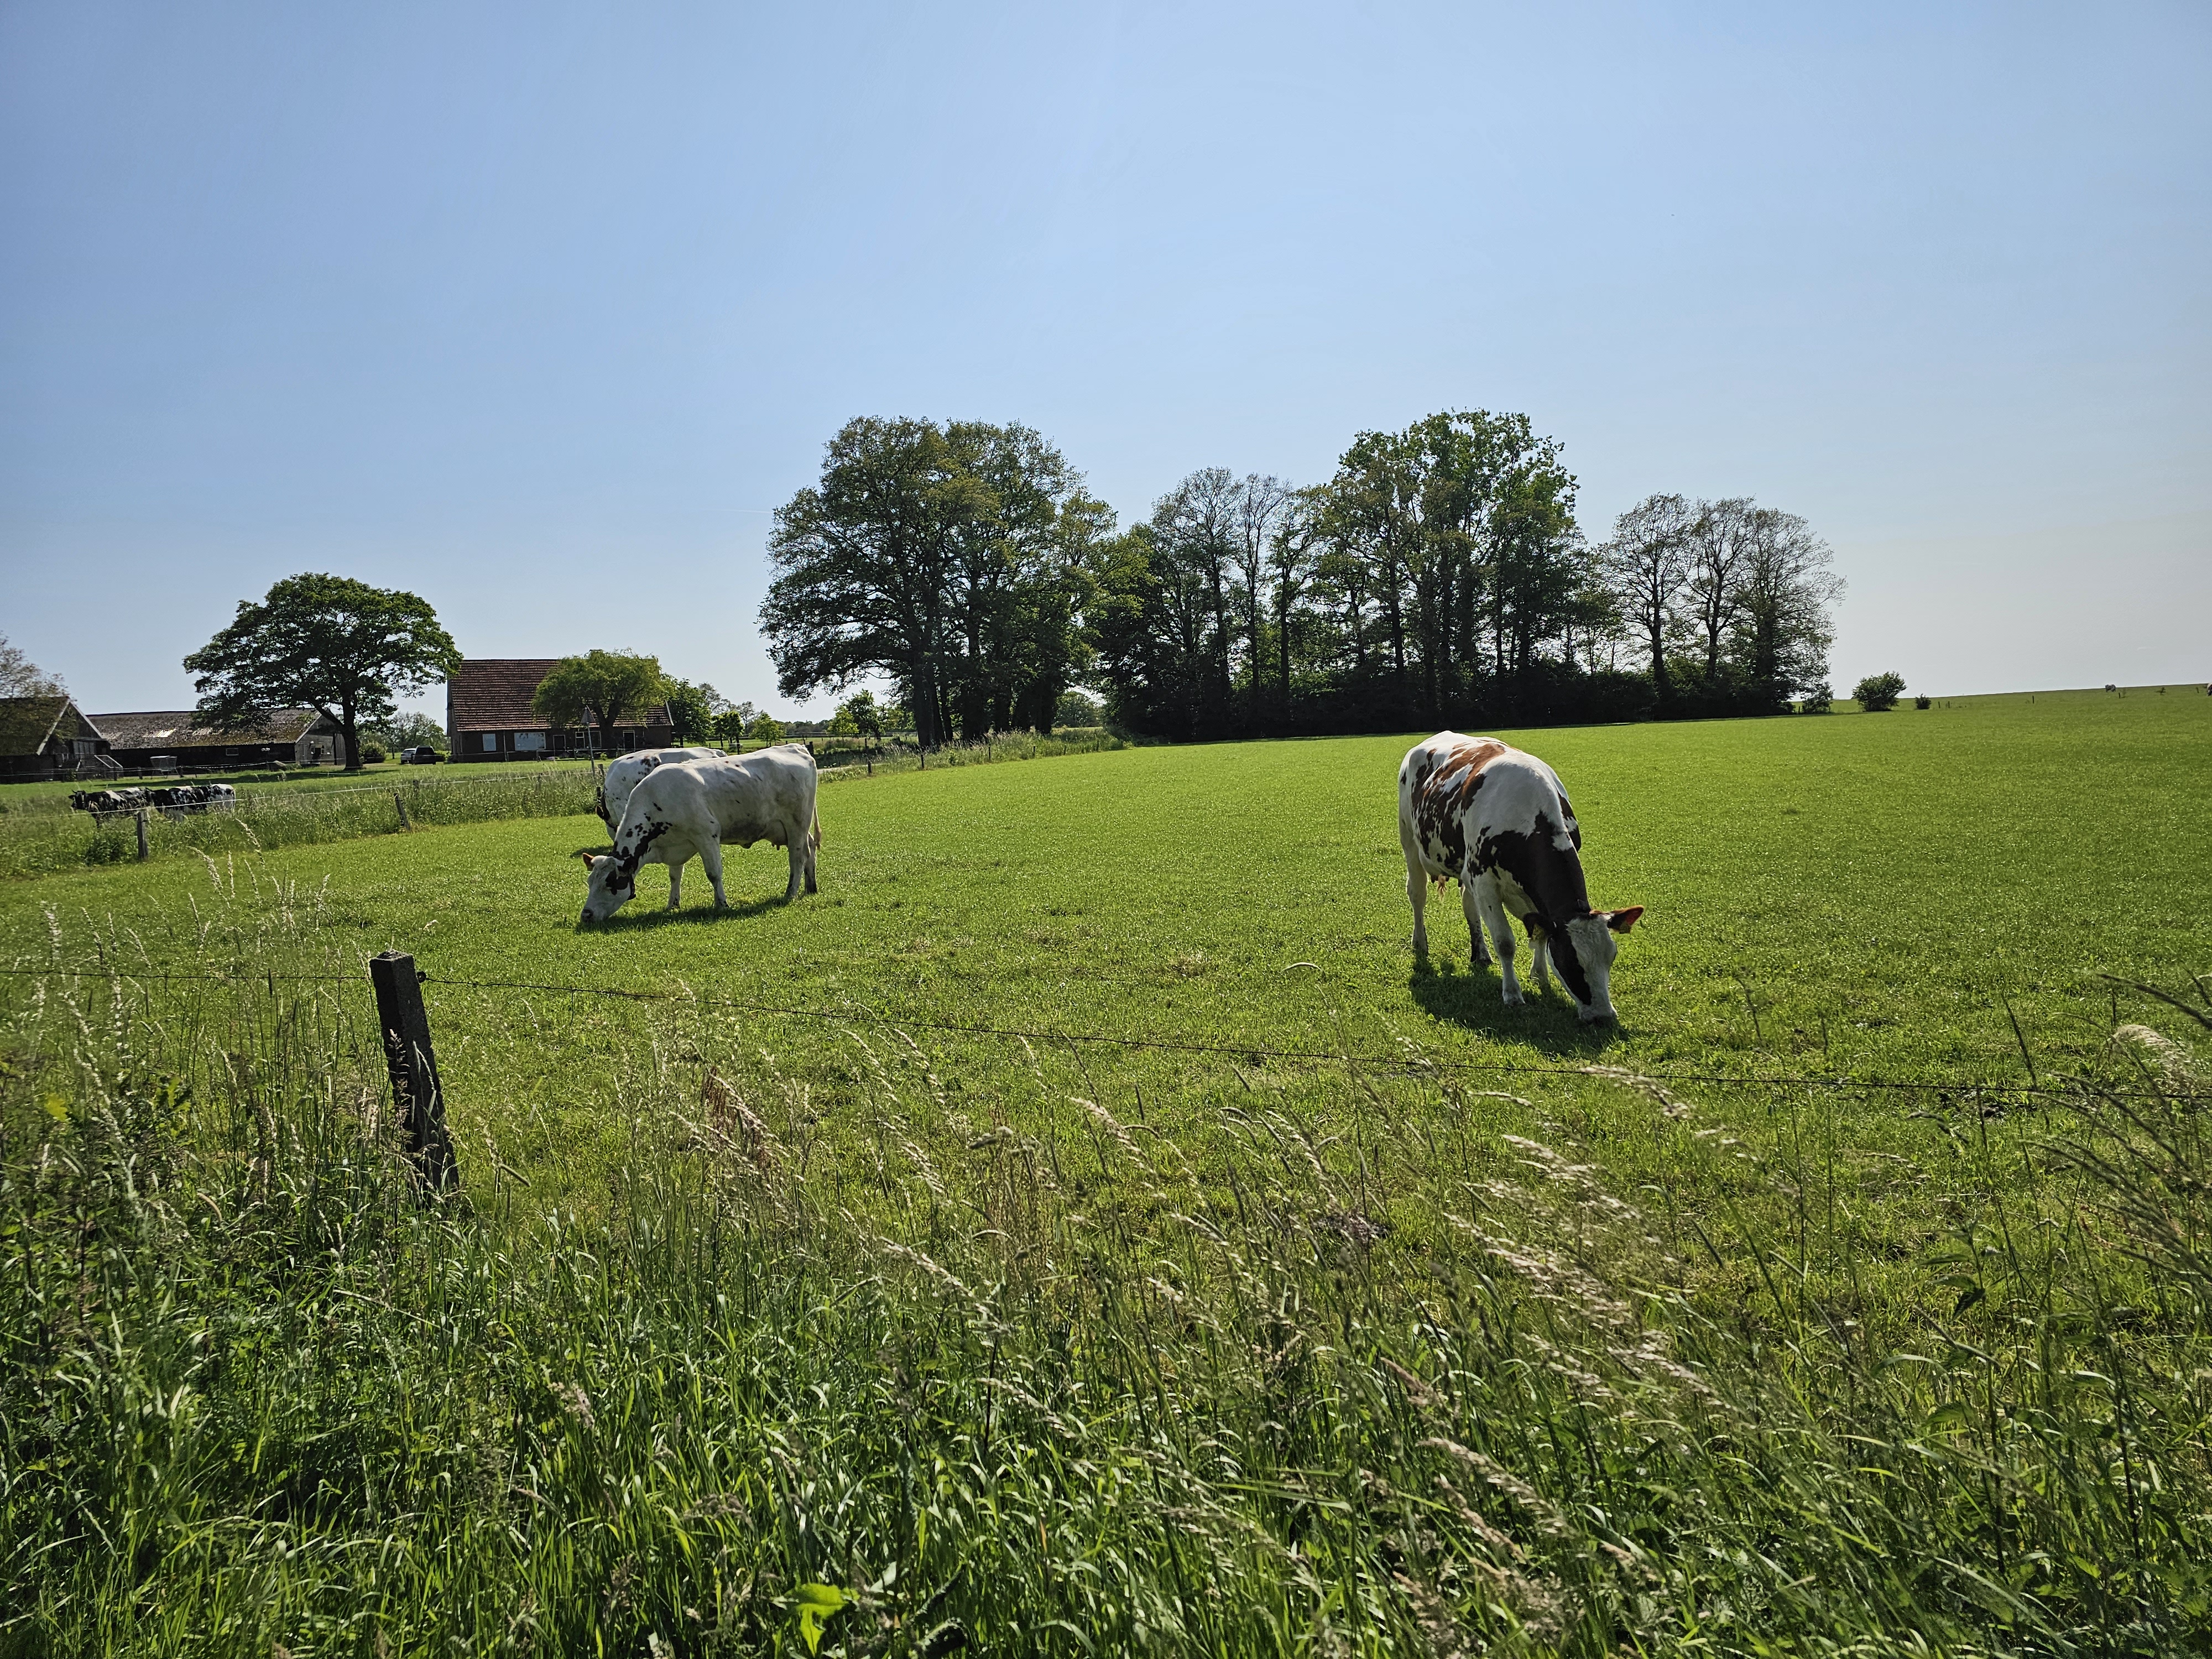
[4,2,2207,720]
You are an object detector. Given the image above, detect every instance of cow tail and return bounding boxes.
[810,807,822,851]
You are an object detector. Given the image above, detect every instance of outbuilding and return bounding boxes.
[0,696,111,781]
[90,708,348,773]
[445,659,674,761]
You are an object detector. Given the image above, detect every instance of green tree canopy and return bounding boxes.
[709,701,755,749]
[1053,687,1102,727]
[660,677,731,743]
[829,690,883,741]
[531,651,666,753]
[184,574,460,773]
[0,632,66,697]
[1853,671,1907,712]
[760,417,1107,747]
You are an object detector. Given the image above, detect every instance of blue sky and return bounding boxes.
[3,1,2206,718]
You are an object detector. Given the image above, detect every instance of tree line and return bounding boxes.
[760,412,1845,742]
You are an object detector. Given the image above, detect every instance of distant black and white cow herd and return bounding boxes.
[573,731,1640,1020]
[70,784,237,821]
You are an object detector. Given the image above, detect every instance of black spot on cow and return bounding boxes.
[1548,926,1596,1007]
[1475,815,1604,1005]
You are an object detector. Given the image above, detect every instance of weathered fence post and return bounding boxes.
[369,951,457,1191]
[135,810,149,861]
[393,791,411,830]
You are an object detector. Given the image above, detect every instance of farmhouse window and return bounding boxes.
[514,731,546,753]
[481,734,498,752]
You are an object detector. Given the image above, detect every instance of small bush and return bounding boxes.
[1914,694,1932,709]
[359,741,388,764]
[1853,671,1907,712]
[1799,685,1834,713]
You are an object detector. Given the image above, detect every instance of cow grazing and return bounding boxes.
[69,784,236,820]
[71,787,150,821]
[594,747,727,833]
[1398,732,1642,1022]
[577,745,820,924]
[150,784,236,817]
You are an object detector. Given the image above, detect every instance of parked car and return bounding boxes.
[399,746,444,765]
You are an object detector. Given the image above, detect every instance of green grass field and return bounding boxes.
[3,690,2208,1653]
[7,688,2205,1199]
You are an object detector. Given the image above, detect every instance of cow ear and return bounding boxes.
[572,849,600,867]
[1606,906,1644,934]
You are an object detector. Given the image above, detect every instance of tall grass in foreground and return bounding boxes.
[1,900,2206,1653]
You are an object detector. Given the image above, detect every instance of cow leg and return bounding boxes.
[700,840,728,909]
[666,859,682,910]
[783,837,805,902]
[1530,930,1553,996]
[802,825,818,895]
[1404,841,1430,956]
[1460,875,1490,967]
[1473,876,1523,1005]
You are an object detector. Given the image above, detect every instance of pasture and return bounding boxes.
[3,689,2208,1653]
[8,688,2204,1209]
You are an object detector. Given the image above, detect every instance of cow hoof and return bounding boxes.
[1501,989,1525,1007]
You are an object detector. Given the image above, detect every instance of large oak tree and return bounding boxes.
[761,418,1104,746]
[184,574,459,772]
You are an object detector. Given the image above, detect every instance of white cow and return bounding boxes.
[594,746,727,833]
[577,746,819,923]
[1398,732,1642,1022]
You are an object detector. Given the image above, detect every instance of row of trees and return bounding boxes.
[760,414,1846,740]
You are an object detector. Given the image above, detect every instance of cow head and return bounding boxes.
[1546,906,1644,1022]
[574,848,637,924]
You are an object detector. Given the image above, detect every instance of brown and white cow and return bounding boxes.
[1397,732,1642,1021]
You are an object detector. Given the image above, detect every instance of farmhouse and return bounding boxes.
[446,659,675,761]
[0,695,112,780]
[90,708,349,772]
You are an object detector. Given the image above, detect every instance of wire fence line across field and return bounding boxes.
[1,957,2194,1104]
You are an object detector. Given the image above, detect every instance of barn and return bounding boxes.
[445,659,675,762]
[0,696,112,781]
[90,708,349,773]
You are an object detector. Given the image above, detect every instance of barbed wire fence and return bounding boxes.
[3,956,2198,1106]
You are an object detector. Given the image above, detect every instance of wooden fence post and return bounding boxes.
[135,810,149,861]
[368,951,457,1191]
[393,791,411,829]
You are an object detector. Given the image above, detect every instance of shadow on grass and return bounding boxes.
[1406,956,1624,1058]
[578,891,794,931]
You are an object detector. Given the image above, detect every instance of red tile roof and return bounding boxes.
[446,660,671,732]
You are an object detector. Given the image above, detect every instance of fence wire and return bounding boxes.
[1,957,2196,1102]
